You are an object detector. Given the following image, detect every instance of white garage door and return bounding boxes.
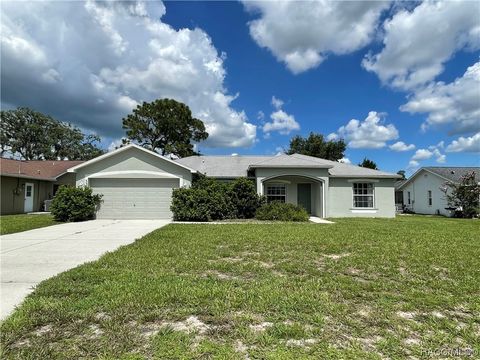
[90,178,178,219]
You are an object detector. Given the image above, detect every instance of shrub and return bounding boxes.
[230,178,265,218]
[50,186,102,222]
[255,202,309,222]
[171,176,265,221]
[170,188,212,221]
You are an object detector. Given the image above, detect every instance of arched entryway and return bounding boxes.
[261,174,325,218]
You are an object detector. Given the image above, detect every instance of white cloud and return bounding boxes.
[338,157,351,164]
[271,96,284,110]
[409,144,447,166]
[412,149,433,161]
[436,154,446,164]
[446,133,480,153]
[263,96,300,135]
[244,0,389,74]
[408,160,419,169]
[389,141,415,152]
[326,133,338,141]
[363,1,480,90]
[263,109,300,135]
[331,111,399,149]
[1,1,256,148]
[400,61,480,135]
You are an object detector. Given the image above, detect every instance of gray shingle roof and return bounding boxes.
[424,167,480,183]
[176,153,400,178]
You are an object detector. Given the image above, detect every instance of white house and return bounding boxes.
[396,167,480,216]
[67,144,401,219]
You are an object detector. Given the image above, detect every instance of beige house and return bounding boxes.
[0,158,82,214]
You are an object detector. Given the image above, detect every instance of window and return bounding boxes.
[407,191,411,205]
[266,184,286,203]
[26,185,32,197]
[353,183,374,208]
[428,190,432,206]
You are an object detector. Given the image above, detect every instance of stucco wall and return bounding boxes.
[328,177,396,218]
[401,170,450,216]
[74,147,192,186]
[0,176,54,214]
[256,168,329,217]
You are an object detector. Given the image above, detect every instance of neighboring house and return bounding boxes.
[0,158,83,215]
[396,167,480,216]
[9,144,399,220]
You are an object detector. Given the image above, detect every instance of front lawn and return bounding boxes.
[0,214,58,235]
[1,217,479,359]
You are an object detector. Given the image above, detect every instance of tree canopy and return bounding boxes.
[122,99,208,158]
[286,132,346,161]
[358,158,378,170]
[397,170,406,180]
[0,107,104,160]
[442,171,480,218]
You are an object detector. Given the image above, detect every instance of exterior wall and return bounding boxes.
[74,147,192,187]
[256,168,329,218]
[401,170,450,216]
[56,172,77,186]
[328,177,396,218]
[0,176,54,214]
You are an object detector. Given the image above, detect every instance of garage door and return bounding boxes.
[90,178,179,219]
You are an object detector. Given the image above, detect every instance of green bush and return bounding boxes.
[255,202,309,222]
[50,186,102,222]
[171,176,264,221]
[230,178,265,218]
[170,188,212,221]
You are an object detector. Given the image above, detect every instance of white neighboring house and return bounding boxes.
[396,167,480,216]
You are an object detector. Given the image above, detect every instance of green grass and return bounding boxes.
[1,217,479,359]
[0,214,58,235]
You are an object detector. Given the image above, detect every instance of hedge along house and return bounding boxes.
[0,158,82,214]
[67,144,196,220]
[177,153,401,218]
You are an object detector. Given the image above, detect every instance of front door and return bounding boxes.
[297,183,311,214]
[24,182,34,213]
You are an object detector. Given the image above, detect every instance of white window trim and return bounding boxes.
[265,183,287,203]
[352,182,375,209]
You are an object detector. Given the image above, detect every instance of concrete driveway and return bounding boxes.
[1,219,170,319]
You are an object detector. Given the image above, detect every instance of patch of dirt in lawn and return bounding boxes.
[33,324,52,336]
[286,338,318,347]
[396,311,418,321]
[220,256,244,263]
[139,316,212,337]
[343,267,373,284]
[88,324,104,338]
[256,260,274,268]
[201,270,240,281]
[249,322,273,333]
[323,253,351,260]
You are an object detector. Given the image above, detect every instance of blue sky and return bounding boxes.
[1,1,479,174]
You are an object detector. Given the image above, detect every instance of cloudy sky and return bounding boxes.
[1,0,479,173]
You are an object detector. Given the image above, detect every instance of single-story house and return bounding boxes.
[0,158,83,214]
[396,167,480,216]
[66,144,401,219]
